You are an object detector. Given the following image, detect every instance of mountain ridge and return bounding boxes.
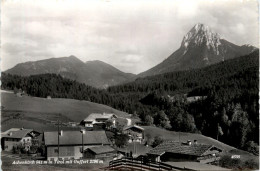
[138,23,257,77]
[5,55,135,89]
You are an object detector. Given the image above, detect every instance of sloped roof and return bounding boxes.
[148,141,220,157]
[86,146,116,154]
[1,128,33,139]
[83,113,117,122]
[44,131,110,146]
[165,162,231,171]
[123,125,144,131]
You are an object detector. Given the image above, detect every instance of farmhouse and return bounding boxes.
[81,113,117,129]
[1,128,41,151]
[147,140,222,163]
[83,146,117,161]
[43,130,111,161]
[123,125,144,143]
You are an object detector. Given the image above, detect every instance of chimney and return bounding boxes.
[8,132,12,136]
[187,140,192,146]
[59,130,63,136]
[21,127,24,130]
[194,140,198,145]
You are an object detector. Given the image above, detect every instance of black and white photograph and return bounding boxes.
[1,0,259,170]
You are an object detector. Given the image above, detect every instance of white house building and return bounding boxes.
[1,128,40,151]
[81,113,117,129]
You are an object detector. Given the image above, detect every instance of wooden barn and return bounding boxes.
[43,130,110,161]
[147,140,222,164]
[83,146,117,161]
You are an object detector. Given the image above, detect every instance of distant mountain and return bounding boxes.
[139,23,257,77]
[5,55,135,88]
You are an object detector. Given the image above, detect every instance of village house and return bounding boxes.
[83,146,117,161]
[1,128,41,151]
[147,140,222,164]
[81,113,117,129]
[43,130,111,161]
[123,125,144,143]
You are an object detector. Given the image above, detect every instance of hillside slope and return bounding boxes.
[5,55,135,88]
[1,91,130,131]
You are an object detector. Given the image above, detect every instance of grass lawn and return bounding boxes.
[1,92,130,122]
[1,92,131,132]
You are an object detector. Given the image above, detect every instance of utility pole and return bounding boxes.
[217,123,219,141]
[179,132,180,144]
[57,113,61,160]
[80,129,85,158]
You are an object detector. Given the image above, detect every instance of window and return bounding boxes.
[54,149,59,153]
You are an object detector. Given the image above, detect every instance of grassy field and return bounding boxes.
[1,92,131,132]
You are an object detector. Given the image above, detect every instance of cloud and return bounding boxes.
[1,0,258,74]
[122,54,142,63]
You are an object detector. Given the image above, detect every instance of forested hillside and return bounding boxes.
[1,50,258,153]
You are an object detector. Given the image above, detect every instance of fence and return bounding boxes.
[108,157,188,171]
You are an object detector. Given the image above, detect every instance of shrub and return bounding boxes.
[219,155,242,169]
[115,133,129,148]
[12,146,18,154]
[152,136,164,148]
[243,159,258,170]
[243,141,259,155]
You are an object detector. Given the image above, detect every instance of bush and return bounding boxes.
[144,115,154,126]
[12,146,18,154]
[219,155,243,169]
[243,141,259,155]
[145,133,153,146]
[244,159,259,170]
[152,136,164,148]
[38,145,46,156]
[115,133,129,148]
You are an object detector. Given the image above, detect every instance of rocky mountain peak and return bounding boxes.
[181,23,221,55]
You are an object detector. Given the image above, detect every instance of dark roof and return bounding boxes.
[1,128,34,139]
[148,141,219,157]
[123,125,144,131]
[86,146,116,154]
[44,131,110,146]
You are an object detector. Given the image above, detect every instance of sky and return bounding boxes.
[1,0,259,74]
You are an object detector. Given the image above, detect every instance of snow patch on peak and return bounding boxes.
[181,23,222,55]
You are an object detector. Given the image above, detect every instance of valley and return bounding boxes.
[1,23,259,170]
